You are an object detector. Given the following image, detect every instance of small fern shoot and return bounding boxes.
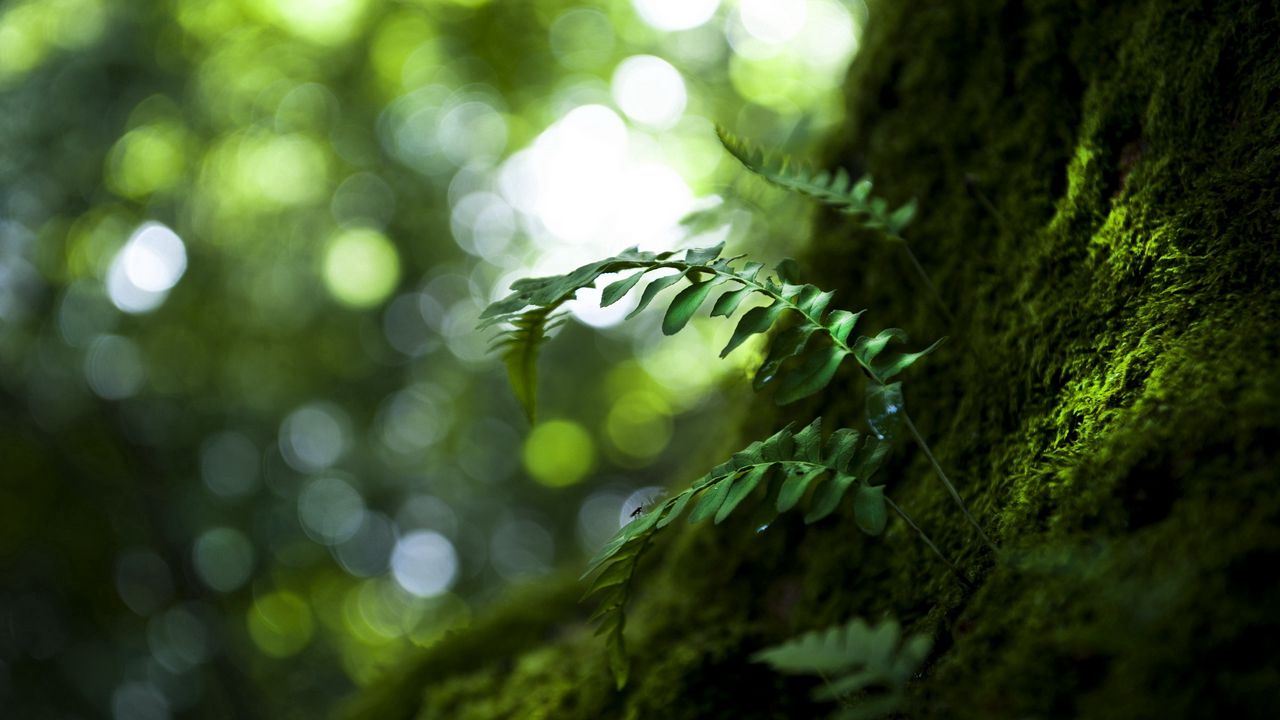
[581,418,895,688]
[716,125,952,324]
[753,617,932,720]
[715,125,918,236]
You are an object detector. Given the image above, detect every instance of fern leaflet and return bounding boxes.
[753,617,932,720]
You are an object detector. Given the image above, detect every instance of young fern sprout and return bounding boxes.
[715,125,954,326]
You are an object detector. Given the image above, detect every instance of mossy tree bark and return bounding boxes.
[343,1,1280,718]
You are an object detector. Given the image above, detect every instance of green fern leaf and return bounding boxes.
[775,345,850,405]
[825,309,864,344]
[497,306,557,421]
[805,472,859,523]
[606,622,629,689]
[853,485,888,535]
[685,242,726,264]
[688,474,736,523]
[720,301,787,357]
[710,285,753,317]
[870,337,946,383]
[886,198,918,235]
[662,278,718,335]
[777,466,827,512]
[715,463,771,523]
[754,619,884,673]
[852,328,910,368]
[738,261,766,281]
[753,617,932,720]
[628,271,687,319]
[759,422,797,460]
[793,417,823,461]
[601,270,647,306]
[753,323,819,391]
[656,489,695,529]
[774,258,803,284]
[824,428,863,470]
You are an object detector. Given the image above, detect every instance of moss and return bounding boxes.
[829,0,1280,716]
[343,0,1280,717]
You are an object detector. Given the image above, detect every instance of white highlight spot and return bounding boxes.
[107,222,187,314]
[391,531,458,597]
[632,0,719,31]
[739,0,807,44]
[612,55,687,129]
[529,104,629,244]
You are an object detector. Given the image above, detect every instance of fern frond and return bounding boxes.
[581,419,893,687]
[715,125,918,236]
[753,617,932,720]
[715,125,958,325]
[479,242,943,420]
[481,243,996,560]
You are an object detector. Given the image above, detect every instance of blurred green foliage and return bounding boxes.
[0,0,866,717]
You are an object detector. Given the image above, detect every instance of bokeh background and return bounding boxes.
[0,0,867,717]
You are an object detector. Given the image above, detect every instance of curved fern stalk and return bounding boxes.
[480,241,995,551]
[581,418,907,688]
[753,617,933,720]
[715,125,954,325]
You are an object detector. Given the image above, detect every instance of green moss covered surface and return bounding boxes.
[342,0,1280,717]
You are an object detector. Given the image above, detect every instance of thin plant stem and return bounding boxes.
[965,176,1013,236]
[901,411,998,552]
[884,495,968,584]
[892,234,956,326]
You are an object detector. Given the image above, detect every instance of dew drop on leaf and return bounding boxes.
[866,382,905,440]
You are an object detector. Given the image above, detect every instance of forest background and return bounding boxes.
[0,0,862,717]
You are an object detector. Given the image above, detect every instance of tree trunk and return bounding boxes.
[343,0,1280,717]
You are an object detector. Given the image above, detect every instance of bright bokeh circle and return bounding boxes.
[322,227,401,309]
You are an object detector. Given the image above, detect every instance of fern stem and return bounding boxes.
[900,412,997,552]
[964,176,1013,236]
[892,235,955,325]
[884,496,967,583]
